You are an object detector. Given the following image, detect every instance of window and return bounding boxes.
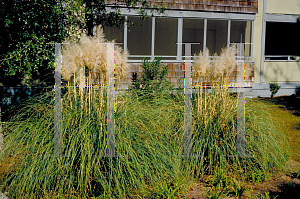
[265,22,300,61]
[127,16,152,60]
[183,18,204,56]
[96,14,256,62]
[230,20,252,57]
[207,20,227,55]
[155,17,177,60]
[102,26,124,49]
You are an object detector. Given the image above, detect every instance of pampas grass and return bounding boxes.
[193,45,237,86]
[62,24,129,90]
[61,25,129,116]
[222,44,237,80]
[192,45,237,132]
[193,48,210,86]
[0,55,290,199]
[187,44,290,181]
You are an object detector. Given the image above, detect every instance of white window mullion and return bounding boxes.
[177,17,183,61]
[151,17,155,61]
[203,19,207,52]
[124,16,128,51]
[227,20,231,49]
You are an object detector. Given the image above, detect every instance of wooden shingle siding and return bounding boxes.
[148,0,258,13]
[104,0,258,14]
[118,62,255,90]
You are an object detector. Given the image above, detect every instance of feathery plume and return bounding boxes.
[61,24,129,85]
[193,48,210,84]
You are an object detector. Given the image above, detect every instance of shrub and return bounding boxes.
[131,72,141,90]
[269,83,281,98]
[130,57,171,92]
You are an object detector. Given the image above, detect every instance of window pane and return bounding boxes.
[265,22,300,57]
[207,20,228,55]
[230,20,252,57]
[127,16,152,57]
[102,26,124,49]
[183,18,204,56]
[155,17,177,60]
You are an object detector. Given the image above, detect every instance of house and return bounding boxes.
[91,0,299,97]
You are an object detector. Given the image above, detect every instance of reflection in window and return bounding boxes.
[207,20,228,55]
[183,18,204,56]
[230,20,252,57]
[155,17,177,60]
[127,16,152,58]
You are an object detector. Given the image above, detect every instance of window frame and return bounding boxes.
[264,20,300,62]
[96,7,255,63]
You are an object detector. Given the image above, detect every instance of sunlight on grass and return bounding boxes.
[248,98,300,162]
[0,87,292,198]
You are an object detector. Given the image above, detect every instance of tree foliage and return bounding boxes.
[0,0,164,87]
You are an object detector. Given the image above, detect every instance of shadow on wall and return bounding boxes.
[263,61,300,84]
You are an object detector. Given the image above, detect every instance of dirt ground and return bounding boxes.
[183,95,300,199]
[183,160,300,199]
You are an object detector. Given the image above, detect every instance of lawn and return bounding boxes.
[256,96,300,161]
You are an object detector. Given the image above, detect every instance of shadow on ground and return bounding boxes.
[259,95,300,117]
[268,181,300,199]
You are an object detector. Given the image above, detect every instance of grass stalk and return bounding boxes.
[89,70,91,118]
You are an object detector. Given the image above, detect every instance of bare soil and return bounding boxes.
[183,160,300,199]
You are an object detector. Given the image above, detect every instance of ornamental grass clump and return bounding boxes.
[0,35,291,198]
[186,45,290,182]
[0,25,189,198]
[0,89,190,198]
[61,24,129,116]
[62,25,129,94]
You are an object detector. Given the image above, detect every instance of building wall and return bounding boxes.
[266,0,300,15]
[102,0,300,97]
[108,0,258,14]
[263,62,300,83]
[252,0,300,85]
[263,0,300,85]
[252,0,264,83]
